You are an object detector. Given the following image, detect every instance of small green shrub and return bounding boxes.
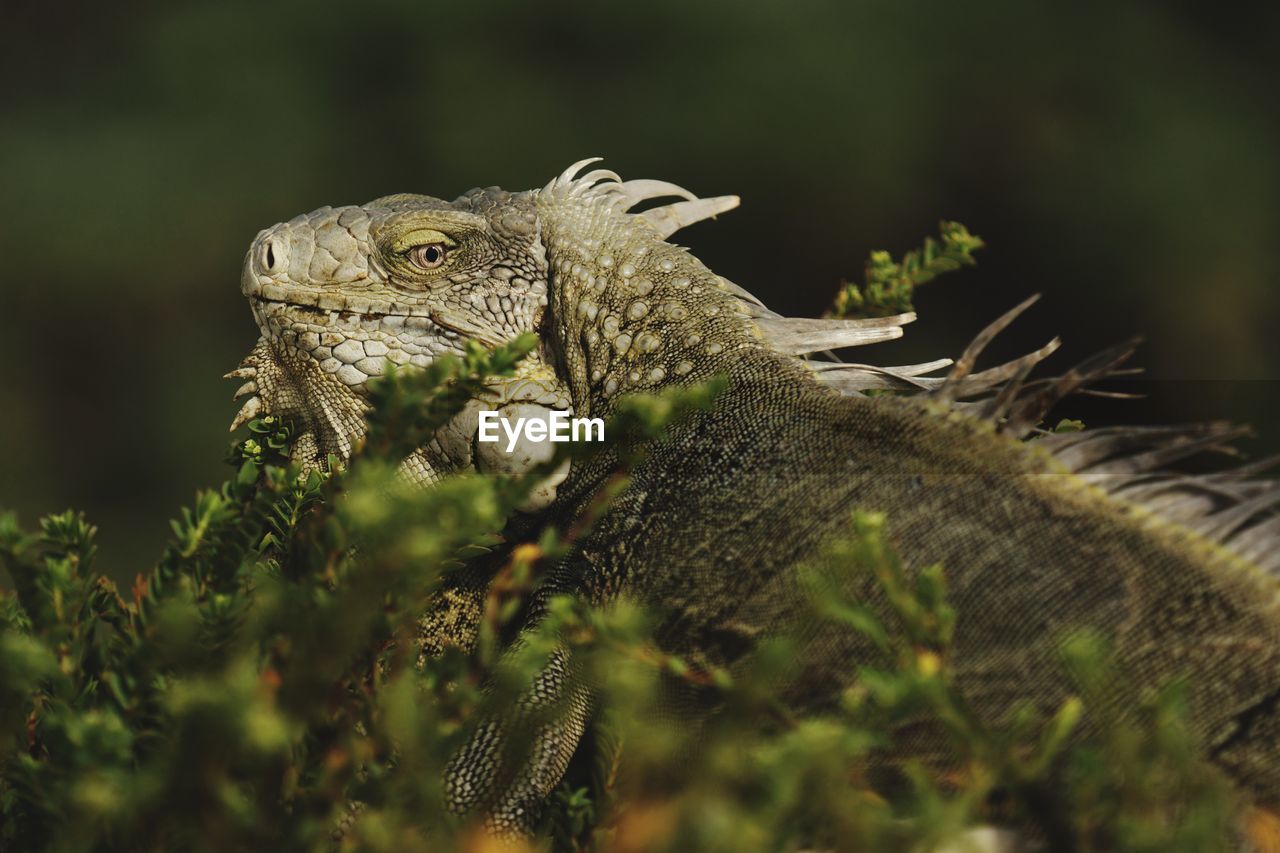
[828,221,985,319]
[0,335,1235,852]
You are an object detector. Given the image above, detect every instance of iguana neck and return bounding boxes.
[536,192,788,416]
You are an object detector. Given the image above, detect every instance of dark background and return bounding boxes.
[2,0,1277,578]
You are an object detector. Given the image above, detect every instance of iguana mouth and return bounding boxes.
[246,289,440,319]
[248,295,512,350]
[248,296,416,323]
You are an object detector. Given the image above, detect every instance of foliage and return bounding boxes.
[828,221,985,319]
[0,341,1237,852]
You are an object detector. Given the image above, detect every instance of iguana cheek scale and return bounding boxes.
[231,159,1280,834]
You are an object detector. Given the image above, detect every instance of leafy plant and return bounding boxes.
[0,333,1236,852]
[829,221,985,319]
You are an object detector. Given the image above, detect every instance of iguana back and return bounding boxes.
[553,355,1280,797]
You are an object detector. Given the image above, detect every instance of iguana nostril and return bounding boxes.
[253,236,284,275]
[258,239,279,273]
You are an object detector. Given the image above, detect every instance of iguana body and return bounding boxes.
[232,160,1280,833]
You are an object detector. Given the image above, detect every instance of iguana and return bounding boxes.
[229,159,1280,839]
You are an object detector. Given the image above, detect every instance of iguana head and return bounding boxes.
[240,188,548,394]
[231,187,576,479]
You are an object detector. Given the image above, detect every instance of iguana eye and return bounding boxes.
[408,243,448,270]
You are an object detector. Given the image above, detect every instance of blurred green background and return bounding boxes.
[2,0,1277,578]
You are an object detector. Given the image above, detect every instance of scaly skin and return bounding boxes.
[232,161,1280,835]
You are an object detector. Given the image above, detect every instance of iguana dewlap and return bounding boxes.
[231,160,1280,832]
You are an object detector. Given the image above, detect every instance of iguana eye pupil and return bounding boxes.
[409,243,447,270]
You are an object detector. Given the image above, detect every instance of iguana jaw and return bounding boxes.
[246,295,469,390]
